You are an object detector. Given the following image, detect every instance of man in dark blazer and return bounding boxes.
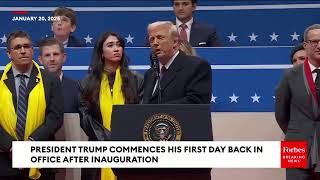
[38,37,79,113]
[131,21,211,180]
[61,76,79,113]
[172,0,221,47]
[275,24,320,180]
[144,21,211,105]
[0,31,63,179]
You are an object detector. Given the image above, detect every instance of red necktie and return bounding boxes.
[179,24,188,41]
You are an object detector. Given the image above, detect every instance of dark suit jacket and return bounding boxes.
[67,35,86,47]
[275,62,320,172]
[62,76,79,113]
[144,20,221,47]
[35,35,86,47]
[143,51,212,104]
[189,20,221,47]
[131,51,212,180]
[0,65,63,176]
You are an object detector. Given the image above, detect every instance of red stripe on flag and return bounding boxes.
[11,11,29,15]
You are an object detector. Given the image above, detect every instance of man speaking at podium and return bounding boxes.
[138,21,212,180]
[143,21,212,105]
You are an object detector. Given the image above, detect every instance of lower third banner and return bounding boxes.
[12,141,307,168]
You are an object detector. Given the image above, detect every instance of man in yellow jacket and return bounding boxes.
[0,30,63,180]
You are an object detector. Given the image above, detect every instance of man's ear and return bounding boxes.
[192,2,197,11]
[63,53,67,64]
[38,55,44,65]
[6,50,11,60]
[70,25,76,33]
[303,41,307,49]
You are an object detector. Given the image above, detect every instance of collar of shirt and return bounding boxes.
[59,71,63,81]
[308,60,319,81]
[176,18,193,42]
[12,64,32,78]
[12,65,33,99]
[176,17,193,30]
[159,51,179,71]
[62,39,69,48]
[54,35,69,48]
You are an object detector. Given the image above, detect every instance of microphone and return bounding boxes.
[150,52,162,103]
[150,52,160,77]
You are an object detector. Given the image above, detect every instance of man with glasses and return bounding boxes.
[276,24,320,180]
[0,30,63,180]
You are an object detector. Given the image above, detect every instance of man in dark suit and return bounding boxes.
[135,21,211,180]
[275,24,320,180]
[38,37,80,180]
[38,37,79,113]
[51,7,85,47]
[0,31,63,179]
[172,0,221,47]
[144,21,211,105]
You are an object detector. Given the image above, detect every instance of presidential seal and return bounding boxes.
[143,113,182,141]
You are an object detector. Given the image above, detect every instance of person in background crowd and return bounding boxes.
[51,7,85,47]
[290,43,306,66]
[38,37,79,113]
[172,0,221,47]
[179,40,197,56]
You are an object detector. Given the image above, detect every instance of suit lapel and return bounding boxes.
[160,68,176,91]
[67,36,75,47]
[144,70,157,103]
[302,61,319,118]
[189,21,198,46]
[151,51,184,100]
[26,66,39,95]
[4,69,17,110]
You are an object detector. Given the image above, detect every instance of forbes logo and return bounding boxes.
[280,141,307,168]
[282,147,306,153]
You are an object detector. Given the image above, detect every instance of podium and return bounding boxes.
[111,104,212,179]
[111,104,212,141]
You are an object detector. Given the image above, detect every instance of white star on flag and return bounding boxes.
[272,96,275,99]
[249,33,258,42]
[84,34,93,44]
[251,93,261,103]
[125,34,134,44]
[0,34,7,44]
[228,33,237,42]
[229,93,239,103]
[270,32,279,42]
[211,94,217,103]
[291,32,300,41]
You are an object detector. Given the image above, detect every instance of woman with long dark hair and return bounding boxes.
[79,32,143,180]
